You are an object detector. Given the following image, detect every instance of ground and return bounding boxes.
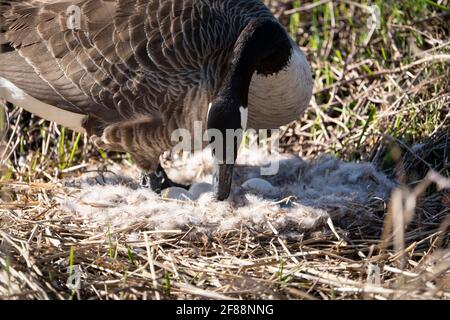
[0,0,449,300]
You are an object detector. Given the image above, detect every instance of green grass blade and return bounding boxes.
[67,132,82,167]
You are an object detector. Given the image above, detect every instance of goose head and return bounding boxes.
[207,19,303,201]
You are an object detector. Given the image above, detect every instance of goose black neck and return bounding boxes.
[222,19,293,107]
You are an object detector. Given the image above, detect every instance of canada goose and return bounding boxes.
[0,0,313,201]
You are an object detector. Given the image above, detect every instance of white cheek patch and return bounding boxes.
[239,106,248,130]
[207,102,213,119]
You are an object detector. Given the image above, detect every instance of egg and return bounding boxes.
[161,187,193,201]
[242,178,275,194]
[189,182,214,200]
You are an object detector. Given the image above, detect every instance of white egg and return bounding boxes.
[189,182,213,199]
[242,178,275,194]
[161,187,193,201]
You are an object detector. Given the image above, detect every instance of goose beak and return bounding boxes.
[207,99,245,201]
[211,132,239,201]
[212,163,234,201]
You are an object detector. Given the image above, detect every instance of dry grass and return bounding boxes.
[0,0,449,300]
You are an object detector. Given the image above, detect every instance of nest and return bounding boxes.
[1,139,449,300]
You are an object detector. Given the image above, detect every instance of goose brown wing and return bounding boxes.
[0,0,139,126]
[1,2,85,111]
